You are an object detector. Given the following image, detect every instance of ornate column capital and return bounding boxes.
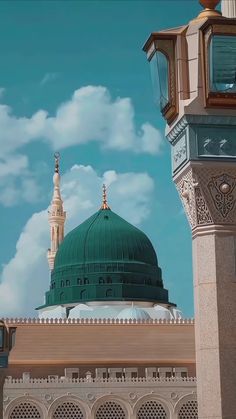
[175,162,236,236]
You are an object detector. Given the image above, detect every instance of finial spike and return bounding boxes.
[101,184,110,210]
[54,152,60,174]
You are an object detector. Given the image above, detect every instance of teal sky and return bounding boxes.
[0,0,204,317]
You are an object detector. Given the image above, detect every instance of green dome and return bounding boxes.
[56,209,158,268]
[39,208,170,309]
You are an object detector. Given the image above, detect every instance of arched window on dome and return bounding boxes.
[106,289,113,297]
[80,289,87,299]
[121,275,127,284]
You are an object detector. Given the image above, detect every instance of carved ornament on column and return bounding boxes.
[175,166,236,229]
[208,173,236,218]
[195,186,213,225]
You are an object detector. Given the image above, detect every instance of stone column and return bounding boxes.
[174,160,236,419]
[143,3,236,416]
[0,374,5,419]
[221,0,236,17]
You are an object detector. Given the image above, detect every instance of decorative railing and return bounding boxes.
[5,376,197,386]
[2,317,194,325]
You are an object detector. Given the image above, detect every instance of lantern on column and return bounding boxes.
[143,1,236,419]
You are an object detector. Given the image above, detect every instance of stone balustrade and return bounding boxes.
[3,375,197,419]
[5,376,197,386]
[3,317,194,325]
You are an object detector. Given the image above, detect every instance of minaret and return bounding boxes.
[47,153,66,270]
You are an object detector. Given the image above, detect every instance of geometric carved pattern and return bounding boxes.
[52,402,84,419]
[195,187,212,225]
[175,165,236,228]
[10,402,41,418]
[137,400,167,419]
[95,401,126,419]
[176,170,198,228]
[178,400,198,419]
[208,173,236,218]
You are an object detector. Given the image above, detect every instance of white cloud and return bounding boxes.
[0,165,154,317]
[44,86,163,154]
[0,178,42,207]
[0,85,163,158]
[40,72,59,86]
[0,155,28,178]
[0,154,42,207]
[0,87,5,99]
[0,85,162,206]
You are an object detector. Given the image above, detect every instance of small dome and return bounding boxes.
[116,306,151,321]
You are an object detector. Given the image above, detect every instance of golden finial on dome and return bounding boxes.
[54,152,60,174]
[101,184,110,210]
[197,0,222,18]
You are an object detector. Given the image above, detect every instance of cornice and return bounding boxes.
[3,317,194,326]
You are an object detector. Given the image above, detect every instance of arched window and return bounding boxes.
[80,289,87,299]
[66,280,70,286]
[52,401,84,419]
[106,289,113,297]
[61,280,64,287]
[137,400,167,419]
[95,401,126,419]
[178,400,198,419]
[77,278,82,285]
[10,402,41,418]
[107,277,112,283]
[84,278,89,285]
[99,277,104,284]
[60,292,64,302]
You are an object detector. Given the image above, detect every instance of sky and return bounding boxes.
[0,0,204,318]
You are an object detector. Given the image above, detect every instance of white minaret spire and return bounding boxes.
[47,152,66,270]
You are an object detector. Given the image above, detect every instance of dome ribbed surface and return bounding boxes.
[38,208,170,309]
[55,209,158,268]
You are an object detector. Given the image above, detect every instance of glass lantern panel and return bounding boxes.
[150,51,169,111]
[209,35,236,92]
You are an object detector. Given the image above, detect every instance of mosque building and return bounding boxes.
[39,154,180,322]
[2,156,197,419]
[3,0,236,417]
